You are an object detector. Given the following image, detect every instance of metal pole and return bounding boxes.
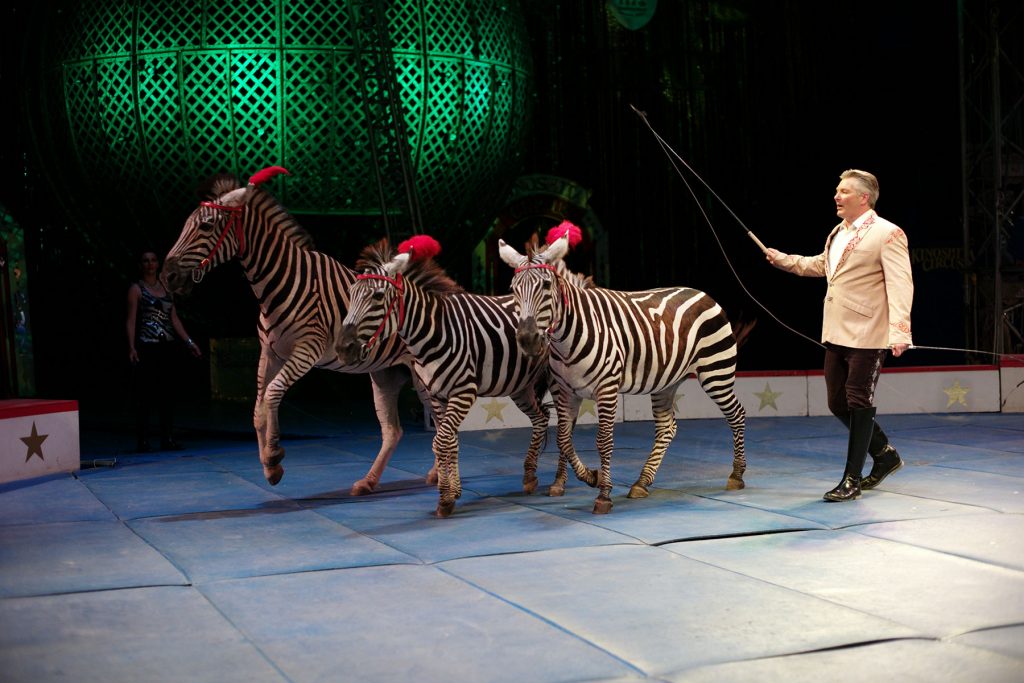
[991,1,1004,355]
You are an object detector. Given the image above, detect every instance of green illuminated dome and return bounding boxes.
[56,0,533,221]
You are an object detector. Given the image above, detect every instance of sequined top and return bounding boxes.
[136,282,176,344]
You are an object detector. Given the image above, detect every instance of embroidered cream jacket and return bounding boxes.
[773,210,914,349]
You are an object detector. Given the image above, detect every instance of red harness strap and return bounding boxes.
[197,201,245,270]
[355,272,405,349]
[514,263,569,333]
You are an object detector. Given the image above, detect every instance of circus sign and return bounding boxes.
[607,0,657,30]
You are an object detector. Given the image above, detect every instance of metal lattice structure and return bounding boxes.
[959,0,1024,357]
[54,0,533,231]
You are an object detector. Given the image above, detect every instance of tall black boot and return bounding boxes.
[824,406,876,502]
[861,443,903,490]
[835,411,888,456]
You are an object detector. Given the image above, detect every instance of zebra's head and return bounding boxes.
[338,235,455,363]
[337,239,409,364]
[499,232,573,359]
[163,166,293,294]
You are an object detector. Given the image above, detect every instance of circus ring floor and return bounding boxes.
[2,397,1023,683]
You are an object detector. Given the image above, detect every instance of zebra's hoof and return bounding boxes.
[592,497,613,514]
[425,468,439,486]
[726,476,745,491]
[350,478,376,496]
[627,483,649,499]
[522,475,539,494]
[264,464,284,486]
[548,483,566,497]
[263,446,285,468]
[435,501,455,518]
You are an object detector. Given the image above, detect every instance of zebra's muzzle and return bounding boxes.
[336,323,365,364]
[515,317,546,358]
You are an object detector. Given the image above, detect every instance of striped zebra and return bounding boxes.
[498,231,747,514]
[162,166,430,494]
[336,236,557,518]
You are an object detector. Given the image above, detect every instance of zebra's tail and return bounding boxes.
[730,311,757,350]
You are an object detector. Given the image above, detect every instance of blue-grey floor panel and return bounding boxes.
[667,639,1024,683]
[0,476,116,525]
[855,513,1024,571]
[312,486,639,562]
[951,624,1024,661]
[0,587,286,683]
[129,507,420,583]
[700,470,993,526]
[441,544,920,676]
[663,530,1024,636]
[2,411,1021,682]
[199,564,640,683]
[80,470,298,520]
[0,520,188,598]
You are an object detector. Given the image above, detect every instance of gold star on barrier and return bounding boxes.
[481,398,507,423]
[754,382,783,410]
[21,422,49,462]
[579,399,597,417]
[944,379,970,407]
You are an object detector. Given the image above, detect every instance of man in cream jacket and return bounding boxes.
[766,169,913,501]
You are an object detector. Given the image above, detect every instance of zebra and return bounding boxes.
[336,235,558,518]
[162,166,431,494]
[498,230,747,514]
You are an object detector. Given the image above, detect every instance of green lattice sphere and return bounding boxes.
[56,0,533,219]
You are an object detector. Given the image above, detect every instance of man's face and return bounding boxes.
[834,178,868,223]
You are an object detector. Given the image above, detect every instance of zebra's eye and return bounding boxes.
[371,289,385,301]
[198,221,214,233]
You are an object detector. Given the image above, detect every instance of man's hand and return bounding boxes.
[765,248,786,265]
[891,343,909,357]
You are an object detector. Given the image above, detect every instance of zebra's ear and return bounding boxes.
[386,253,411,277]
[219,187,249,207]
[543,234,571,262]
[498,239,525,268]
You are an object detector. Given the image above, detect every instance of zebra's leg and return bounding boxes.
[433,392,473,518]
[254,349,292,485]
[554,392,598,495]
[259,345,319,486]
[414,377,441,486]
[351,366,408,496]
[592,389,619,514]
[509,388,549,494]
[725,399,747,490]
[629,388,678,498]
[428,396,446,487]
[698,369,747,490]
[545,384,570,496]
[252,348,272,461]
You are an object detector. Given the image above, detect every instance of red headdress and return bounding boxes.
[248,166,291,187]
[545,220,583,248]
[397,235,442,261]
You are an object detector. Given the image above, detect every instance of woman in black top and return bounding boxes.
[125,250,202,452]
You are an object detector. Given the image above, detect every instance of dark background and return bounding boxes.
[0,1,970,417]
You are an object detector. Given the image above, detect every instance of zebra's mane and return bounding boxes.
[357,238,464,296]
[525,234,595,289]
[196,173,316,251]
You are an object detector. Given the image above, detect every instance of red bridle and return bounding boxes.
[355,272,405,349]
[195,201,245,275]
[513,262,569,333]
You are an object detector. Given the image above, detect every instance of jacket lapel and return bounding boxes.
[830,211,877,280]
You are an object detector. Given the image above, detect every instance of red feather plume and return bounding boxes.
[545,220,583,248]
[248,166,291,187]
[397,235,442,261]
